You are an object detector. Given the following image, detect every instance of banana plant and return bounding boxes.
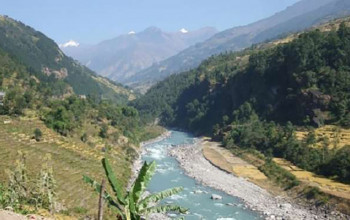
[83,158,188,220]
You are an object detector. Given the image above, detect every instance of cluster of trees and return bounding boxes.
[135,22,350,183]
[42,95,147,145]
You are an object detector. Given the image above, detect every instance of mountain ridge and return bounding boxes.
[131,0,350,92]
[61,26,218,84]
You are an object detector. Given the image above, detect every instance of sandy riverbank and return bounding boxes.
[169,140,347,220]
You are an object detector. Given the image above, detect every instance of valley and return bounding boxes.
[1,0,350,219]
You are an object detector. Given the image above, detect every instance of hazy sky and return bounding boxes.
[1,0,300,44]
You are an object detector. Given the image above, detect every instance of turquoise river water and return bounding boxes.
[142,130,262,220]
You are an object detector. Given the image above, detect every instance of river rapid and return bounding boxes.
[142,130,261,220]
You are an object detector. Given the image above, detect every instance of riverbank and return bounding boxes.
[169,139,347,220]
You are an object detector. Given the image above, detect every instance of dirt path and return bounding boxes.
[0,210,49,220]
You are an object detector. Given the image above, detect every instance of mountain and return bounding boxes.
[0,15,135,104]
[131,0,350,91]
[61,27,217,84]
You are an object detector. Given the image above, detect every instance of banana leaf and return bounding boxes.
[102,158,126,205]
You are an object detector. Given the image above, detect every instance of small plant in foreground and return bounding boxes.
[83,158,188,220]
[2,151,57,213]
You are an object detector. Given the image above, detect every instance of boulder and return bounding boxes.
[194,190,204,194]
[211,194,222,200]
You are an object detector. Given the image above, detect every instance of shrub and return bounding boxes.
[34,128,42,141]
[81,132,88,143]
[99,123,108,138]
[2,151,56,213]
[259,159,300,189]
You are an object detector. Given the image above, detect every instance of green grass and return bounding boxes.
[305,186,330,205]
[259,159,300,190]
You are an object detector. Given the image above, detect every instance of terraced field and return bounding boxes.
[296,125,350,149]
[0,115,132,216]
[273,158,350,200]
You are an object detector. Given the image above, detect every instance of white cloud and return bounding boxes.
[179,28,188,33]
[59,40,80,48]
[128,31,136,35]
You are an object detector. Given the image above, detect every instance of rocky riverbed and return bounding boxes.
[169,141,348,220]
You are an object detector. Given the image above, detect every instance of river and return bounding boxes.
[142,130,261,220]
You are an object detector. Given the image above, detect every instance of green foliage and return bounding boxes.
[1,151,56,212]
[99,123,109,138]
[34,128,42,142]
[81,132,88,143]
[33,154,56,212]
[83,158,187,220]
[259,160,300,189]
[0,183,5,206]
[322,146,350,182]
[305,186,329,205]
[5,151,29,209]
[2,89,27,115]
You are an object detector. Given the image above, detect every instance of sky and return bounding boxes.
[0,0,300,44]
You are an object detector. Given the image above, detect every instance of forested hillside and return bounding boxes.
[134,19,350,183]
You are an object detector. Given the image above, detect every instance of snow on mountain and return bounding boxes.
[59,40,80,48]
[180,28,188,33]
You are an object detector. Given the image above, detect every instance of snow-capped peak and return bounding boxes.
[179,28,188,34]
[59,40,80,48]
[128,31,136,35]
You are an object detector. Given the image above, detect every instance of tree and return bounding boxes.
[83,158,187,220]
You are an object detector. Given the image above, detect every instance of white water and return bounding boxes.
[142,131,262,220]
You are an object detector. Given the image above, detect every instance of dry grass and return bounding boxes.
[202,140,267,181]
[0,115,132,216]
[295,125,350,149]
[273,158,350,200]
